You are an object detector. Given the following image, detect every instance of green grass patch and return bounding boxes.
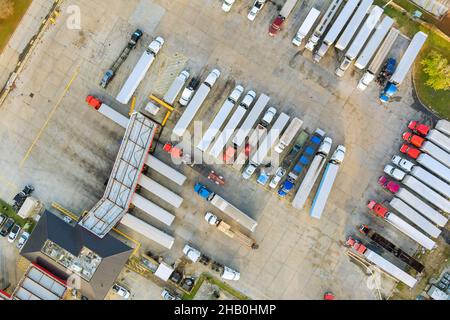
[182,273,250,300]
[0,198,35,230]
[0,0,33,53]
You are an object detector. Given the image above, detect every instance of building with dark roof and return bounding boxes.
[20,211,133,300]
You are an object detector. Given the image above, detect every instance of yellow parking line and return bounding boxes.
[19,67,79,168]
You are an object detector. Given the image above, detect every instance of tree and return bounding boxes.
[0,0,14,20]
[420,50,450,91]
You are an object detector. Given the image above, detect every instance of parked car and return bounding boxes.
[161,289,181,300]
[16,231,30,249]
[391,155,414,172]
[261,107,277,127]
[111,283,130,299]
[248,0,266,21]
[256,169,270,186]
[384,164,406,181]
[408,120,430,136]
[0,214,6,227]
[100,70,114,88]
[221,0,235,12]
[400,144,420,159]
[269,167,286,189]
[8,224,21,243]
[0,218,15,237]
[179,77,200,106]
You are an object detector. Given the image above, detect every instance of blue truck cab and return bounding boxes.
[194,183,214,201]
[379,58,397,103]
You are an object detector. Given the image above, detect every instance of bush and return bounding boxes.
[420,50,450,91]
[0,0,14,20]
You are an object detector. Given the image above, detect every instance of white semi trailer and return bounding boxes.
[435,119,450,137]
[292,137,333,210]
[420,141,450,167]
[138,175,183,208]
[163,70,190,105]
[416,153,450,183]
[274,117,304,153]
[145,155,187,186]
[172,69,221,138]
[305,0,343,51]
[313,0,359,62]
[131,193,175,226]
[120,214,174,249]
[310,145,346,219]
[116,37,165,104]
[196,85,244,152]
[232,94,270,148]
[426,129,450,153]
[292,7,321,46]
[357,27,399,90]
[335,0,373,51]
[410,166,450,199]
[335,6,384,76]
[402,175,450,213]
[389,198,441,238]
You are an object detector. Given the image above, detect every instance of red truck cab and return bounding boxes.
[367,200,388,218]
[86,95,102,109]
[400,144,421,159]
[269,15,285,36]
[407,121,430,136]
[402,132,425,147]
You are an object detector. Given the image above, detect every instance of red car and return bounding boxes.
[402,132,425,147]
[269,15,285,36]
[377,176,400,194]
[367,200,388,218]
[408,121,430,136]
[400,144,421,159]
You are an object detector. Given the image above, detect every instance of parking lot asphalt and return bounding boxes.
[0,0,435,299]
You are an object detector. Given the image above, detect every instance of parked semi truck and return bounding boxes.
[425,129,450,153]
[86,95,129,128]
[380,31,428,102]
[163,70,190,105]
[355,16,394,70]
[197,85,244,152]
[403,139,450,167]
[268,0,300,36]
[335,6,384,76]
[173,69,221,138]
[435,119,450,137]
[357,28,399,90]
[292,137,332,209]
[402,175,450,213]
[274,117,303,153]
[335,0,374,51]
[292,7,321,46]
[406,152,450,184]
[116,36,164,104]
[346,236,417,288]
[100,29,143,88]
[310,145,346,219]
[313,0,359,63]
[242,113,291,179]
[232,94,270,148]
[121,214,174,249]
[209,91,256,159]
[305,0,343,51]
[194,183,258,232]
[359,225,425,273]
[204,212,258,249]
[367,200,436,250]
[405,127,450,153]
[278,129,325,197]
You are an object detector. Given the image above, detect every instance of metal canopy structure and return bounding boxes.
[80,113,158,238]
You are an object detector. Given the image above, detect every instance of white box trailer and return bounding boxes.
[250,113,290,165]
[131,193,175,226]
[120,214,174,249]
[357,27,400,90]
[355,16,394,69]
[292,7,321,46]
[274,117,303,153]
[94,103,129,129]
[163,70,190,105]
[363,249,417,288]
[210,195,258,232]
[232,94,270,148]
[305,0,344,51]
[402,175,450,213]
[396,188,448,227]
[172,69,221,138]
[427,129,450,153]
[314,0,359,61]
[310,145,346,219]
[145,155,186,186]
[335,0,373,51]
[435,119,450,137]
[410,166,450,198]
[416,153,450,183]
[280,0,300,18]
[116,37,164,104]
[389,198,441,238]
[335,6,384,76]
[197,85,244,152]
[138,175,183,208]
[420,141,450,167]
[385,212,436,250]
[292,137,332,210]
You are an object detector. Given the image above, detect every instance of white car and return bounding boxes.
[7,224,20,243]
[261,106,277,127]
[384,164,406,181]
[248,0,265,21]
[269,167,286,189]
[222,0,235,12]
[111,283,130,299]
[16,231,30,249]
[161,289,181,300]
[391,155,414,172]
[242,163,257,180]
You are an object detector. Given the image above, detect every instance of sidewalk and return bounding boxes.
[0,0,55,87]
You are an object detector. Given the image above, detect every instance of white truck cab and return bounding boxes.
[384,164,407,181]
[222,0,235,12]
[221,266,240,281]
[183,244,202,263]
[391,155,414,172]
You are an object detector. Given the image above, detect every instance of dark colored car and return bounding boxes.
[0,214,6,227]
[100,70,114,88]
[0,218,15,237]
